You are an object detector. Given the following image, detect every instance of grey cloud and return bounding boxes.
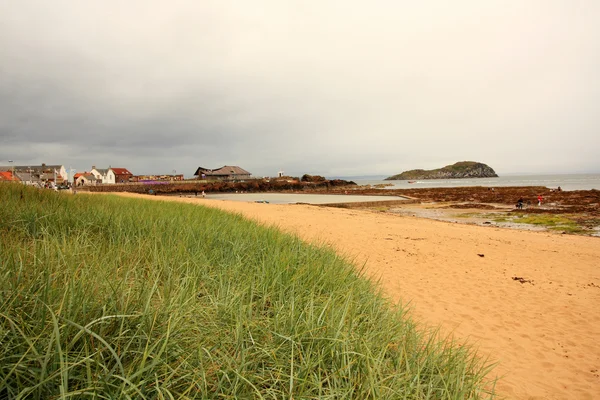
[1,1,600,177]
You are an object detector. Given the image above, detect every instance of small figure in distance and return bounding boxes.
[149,189,154,195]
[557,186,562,192]
[516,198,524,210]
[537,194,543,206]
[202,190,206,198]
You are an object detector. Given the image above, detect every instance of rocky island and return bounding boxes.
[385,161,498,180]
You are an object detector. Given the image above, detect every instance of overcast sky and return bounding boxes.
[1,1,599,177]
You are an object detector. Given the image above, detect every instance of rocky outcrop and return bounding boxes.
[80,177,356,194]
[385,161,498,180]
[301,174,327,183]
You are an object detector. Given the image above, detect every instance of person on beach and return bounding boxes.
[516,198,524,209]
[201,191,206,198]
[537,195,543,206]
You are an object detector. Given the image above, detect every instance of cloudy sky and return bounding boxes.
[1,1,599,177]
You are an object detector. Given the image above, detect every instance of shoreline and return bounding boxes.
[106,192,600,399]
[368,202,600,237]
[159,185,600,236]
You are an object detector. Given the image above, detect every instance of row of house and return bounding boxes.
[73,170,187,186]
[73,166,133,186]
[1,163,254,186]
[0,164,68,185]
[0,164,134,186]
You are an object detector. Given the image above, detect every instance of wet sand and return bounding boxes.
[111,193,600,399]
[176,192,409,204]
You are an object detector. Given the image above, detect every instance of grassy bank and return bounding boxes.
[0,184,495,398]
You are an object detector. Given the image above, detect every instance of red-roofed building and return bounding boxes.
[109,168,133,184]
[87,166,133,184]
[0,171,19,182]
[74,172,99,186]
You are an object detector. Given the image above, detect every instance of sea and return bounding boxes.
[342,174,600,191]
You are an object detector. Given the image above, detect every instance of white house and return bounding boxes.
[104,169,116,184]
[90,166,133,184]
[90,166,117,184]
[90,166,107,183]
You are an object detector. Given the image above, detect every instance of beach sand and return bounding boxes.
[113,193,600,399]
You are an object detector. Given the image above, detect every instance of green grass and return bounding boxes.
[498,213,585,234]
[0,183,496,398]
[450,211,588,234]
[511,214,573,226]
[451,213,498,219]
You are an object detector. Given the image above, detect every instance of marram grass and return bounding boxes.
[0,183,496,399]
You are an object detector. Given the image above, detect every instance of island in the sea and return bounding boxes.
[385,161,498,180]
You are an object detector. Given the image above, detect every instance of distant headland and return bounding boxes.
[385,161,498,180]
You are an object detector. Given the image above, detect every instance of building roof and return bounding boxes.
[14,172,33,182]
[194,165,252,176]
[0,164,63,174]
[73,172,85,179]
[0,171,18,181]
[110,168,132,175]
[92,168,109,175]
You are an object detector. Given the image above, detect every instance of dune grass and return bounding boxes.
[0,183,496,398]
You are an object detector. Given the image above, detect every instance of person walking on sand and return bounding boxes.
[537,194,543,206]
[201,191,206,198]
[517,198,524,210]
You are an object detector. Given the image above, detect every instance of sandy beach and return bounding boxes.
[114,193,600,399]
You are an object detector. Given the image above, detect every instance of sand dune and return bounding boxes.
[114,193,600,399]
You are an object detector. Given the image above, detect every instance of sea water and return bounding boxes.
[350,173,600,191]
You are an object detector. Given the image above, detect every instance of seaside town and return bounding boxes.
[0,161,363,197]
[2,161,597,229]
[0,163,252,187]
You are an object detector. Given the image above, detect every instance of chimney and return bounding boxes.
[42,163,46,167]
[92,165,96,170]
